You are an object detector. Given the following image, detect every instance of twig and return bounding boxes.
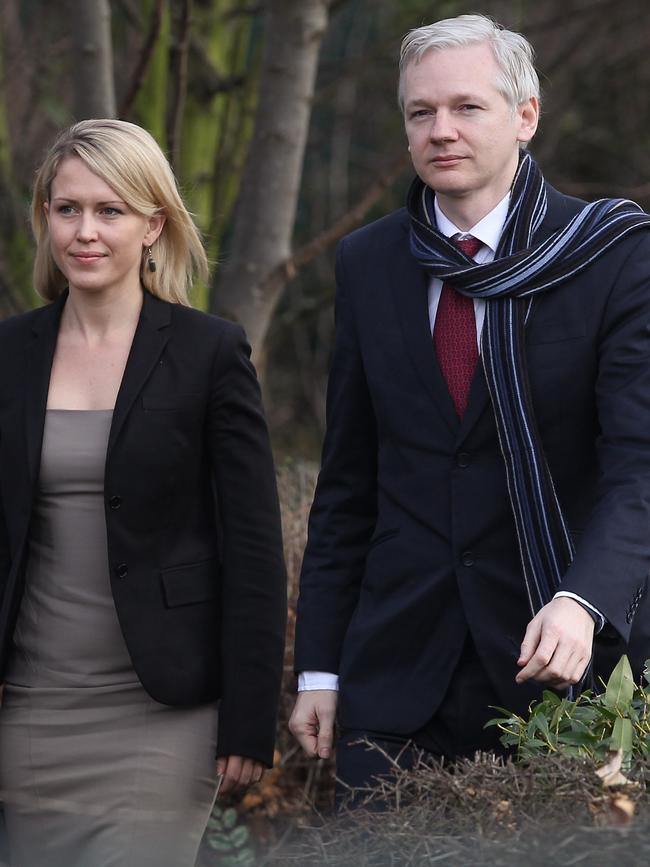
[257,151,410,297]
[120,0,165,118]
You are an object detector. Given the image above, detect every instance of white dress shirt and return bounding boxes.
[299,195,603,693]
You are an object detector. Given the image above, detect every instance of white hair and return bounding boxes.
[398,14,540,113]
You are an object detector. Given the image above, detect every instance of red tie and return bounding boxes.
[433,236,482,418]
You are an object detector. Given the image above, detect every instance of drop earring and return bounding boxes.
[147,247,156,273]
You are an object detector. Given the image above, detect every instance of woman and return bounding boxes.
[0,119,287,867]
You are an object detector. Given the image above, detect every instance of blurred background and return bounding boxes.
[1,0,649,460]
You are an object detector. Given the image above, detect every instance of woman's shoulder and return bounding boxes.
[0,302,56,343]
[156,297,248,349]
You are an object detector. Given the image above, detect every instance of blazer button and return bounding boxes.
[456,452,471,468]
[109,495,122,510]
[114,563,128,579]
[461,551,475,567]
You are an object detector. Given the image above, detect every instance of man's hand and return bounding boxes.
[516,596,595,689]
[288,689,338,759]
[216,755,264,795]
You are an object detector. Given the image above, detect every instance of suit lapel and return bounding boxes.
[390,213,459,435]
[24,294,66,488]
[107,291,171,457]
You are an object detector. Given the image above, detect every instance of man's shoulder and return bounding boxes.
[339,208,409,254]
[542,183,588,231]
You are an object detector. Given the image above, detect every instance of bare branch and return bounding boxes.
[258,151,410,297]
[119,0,165,118]
[166,0,192,170]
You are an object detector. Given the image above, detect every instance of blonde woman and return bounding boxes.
[0,119,286,867]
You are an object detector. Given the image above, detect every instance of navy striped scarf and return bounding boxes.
[408,153,650,615]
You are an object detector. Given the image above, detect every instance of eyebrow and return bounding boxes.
[51,197,127,206]
[406,93,485,109]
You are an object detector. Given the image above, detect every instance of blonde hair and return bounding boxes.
[31,118,208,304]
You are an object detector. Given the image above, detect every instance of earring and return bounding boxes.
[147,247,156,273]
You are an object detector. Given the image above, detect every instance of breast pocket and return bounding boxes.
[142,393,204,413]
[527,320,587,345]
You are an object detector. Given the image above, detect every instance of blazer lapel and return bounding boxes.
[390,213,459,435]
[24,294,67,488]
[107,291,171,456]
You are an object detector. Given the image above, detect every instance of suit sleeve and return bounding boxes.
[560,232,650,640]
[207,322,287,766]
[294,238,378,673]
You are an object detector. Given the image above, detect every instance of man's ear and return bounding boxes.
[517,96,539,145]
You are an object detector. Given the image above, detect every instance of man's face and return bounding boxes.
[402,42,538,213]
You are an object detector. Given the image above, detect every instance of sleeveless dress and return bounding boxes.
[0,410,219,867]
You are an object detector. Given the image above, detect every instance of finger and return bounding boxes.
[535,643,574,685]
[518,615,543,667]
[220,755,243,794]
[216,757,227,777]
[316,705,335,760]
[516,633,558,683]
[237,758,254,788]
[288,700,318,756]
[252,763,264,785]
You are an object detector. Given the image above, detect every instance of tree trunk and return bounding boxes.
[211,0,331,367]
[69,0,117,119]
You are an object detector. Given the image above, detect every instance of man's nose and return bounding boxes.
[429,111,457,142]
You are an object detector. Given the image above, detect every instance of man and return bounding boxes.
[289,14,650,796]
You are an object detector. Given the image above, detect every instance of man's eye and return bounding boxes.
[411,109,433,119]
[459,104,480,111]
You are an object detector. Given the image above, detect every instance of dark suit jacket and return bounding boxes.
[0,290,287,767]
[295,184,650,736]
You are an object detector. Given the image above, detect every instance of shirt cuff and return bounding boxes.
[297,671,339,692]
[553,591,606,633]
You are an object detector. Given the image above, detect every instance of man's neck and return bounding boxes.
[434,161,519,232]
[435,188,510,233]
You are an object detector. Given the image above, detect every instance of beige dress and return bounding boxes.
[0,410,219,867]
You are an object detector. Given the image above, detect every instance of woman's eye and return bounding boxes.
[101,207,122,216]
[57,205,75,215]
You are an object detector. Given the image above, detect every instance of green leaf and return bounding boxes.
[231,825,250,848]
[557,730,597,747]
[610,717,634,756]
[222,808,238,830]
[604,655,635,711]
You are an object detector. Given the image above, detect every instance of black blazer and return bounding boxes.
[295,184,650,736]
[0,290,287,767]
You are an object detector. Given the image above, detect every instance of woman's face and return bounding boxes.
[44,156,163,298]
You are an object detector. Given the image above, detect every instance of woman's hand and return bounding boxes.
[216,755,264,794]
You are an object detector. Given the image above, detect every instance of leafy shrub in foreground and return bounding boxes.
[488,655,650,764]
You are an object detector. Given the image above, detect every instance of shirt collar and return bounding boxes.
[433,192,511,254]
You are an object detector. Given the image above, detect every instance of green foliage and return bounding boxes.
[487,655,650,764]
[204,805,255,867]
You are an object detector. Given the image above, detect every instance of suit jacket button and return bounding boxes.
[461,551,475,567]
[109,495,122,510]
[456,452,471,468]
[115,563,128,579]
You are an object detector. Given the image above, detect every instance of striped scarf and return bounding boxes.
[408,153,650,615]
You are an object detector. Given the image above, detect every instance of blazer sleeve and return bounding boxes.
[207,322,287,765]
[560,231,650,640]
[294,237,378,674]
